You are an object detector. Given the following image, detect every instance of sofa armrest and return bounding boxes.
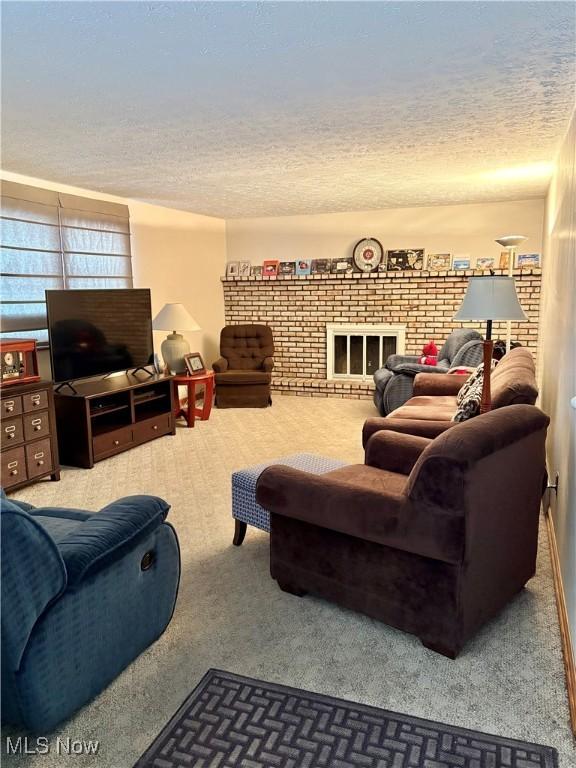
[212,357,228,373]
[390,363,447,376]
[257,465,461,563]
[365,431,431,474]
[57,495,170,587]
[362,417,454,447]
[262,356,274,372]
[256,465,405,546]
[413,373,469,397]
[385,354,420,369]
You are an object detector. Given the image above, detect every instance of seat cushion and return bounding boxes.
[216,370,271,386]
[388,395,458,422]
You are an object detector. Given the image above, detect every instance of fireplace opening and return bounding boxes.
[327,324,406,380]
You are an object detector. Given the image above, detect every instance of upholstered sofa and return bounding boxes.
[213,324,274,408]
[373,328,483,416]
[363,346,538,444]
[256,405,549,658]
[1,492,180,731]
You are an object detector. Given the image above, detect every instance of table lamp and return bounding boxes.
[454,276,526,413]
[152,303,201,374]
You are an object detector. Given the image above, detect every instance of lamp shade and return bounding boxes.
[454,277,527,322]
[152,303,201,332]
[495,235,527,248]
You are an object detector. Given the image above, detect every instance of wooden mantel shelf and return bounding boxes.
[221,268,541,283]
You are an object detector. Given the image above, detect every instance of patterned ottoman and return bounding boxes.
[232,453,347,546]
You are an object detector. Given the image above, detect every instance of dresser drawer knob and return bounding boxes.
[113,439,120,446]
[37,460,45,467]
[6,405,14,413]
[32,397,41,406]
[34,425,42,432]
[10,469,18,476]
[7,433,15,440]
[153,425,158,430]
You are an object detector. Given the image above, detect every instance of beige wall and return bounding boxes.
[226,199,545,265]
[128,202,226,364]
[540,109,576,651]
[0,171,227,369]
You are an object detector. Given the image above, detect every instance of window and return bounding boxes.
[1,180,132,343]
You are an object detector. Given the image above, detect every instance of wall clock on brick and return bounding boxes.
[353,238,383,272]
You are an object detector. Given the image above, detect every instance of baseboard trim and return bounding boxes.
[546,511,576,736]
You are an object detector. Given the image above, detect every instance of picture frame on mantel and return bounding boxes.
[453,256,471,271]
[386,249,425,271]
[238,261,251,277]
[226,261,239,278]
[295,259,311,275]
[426,253,452,271]
[476,256,495,271]
[517,253,541,269]
[263,260,279,277]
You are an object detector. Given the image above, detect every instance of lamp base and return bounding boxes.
[161,333,190,375]
[480,339,494,414]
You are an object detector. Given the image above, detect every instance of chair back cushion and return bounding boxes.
[490,347,538,408]
[407,404,549,511]
[1,498,67,671]
[220,325,274,370]
[437,329,483,366]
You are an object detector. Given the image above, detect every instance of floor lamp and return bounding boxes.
[495,235,527,353]
[454,276,527,413]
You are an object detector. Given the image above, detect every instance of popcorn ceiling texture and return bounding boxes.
[1,3,574,218]
[222,269,541,399]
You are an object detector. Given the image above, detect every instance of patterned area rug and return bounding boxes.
[135,669,558,768]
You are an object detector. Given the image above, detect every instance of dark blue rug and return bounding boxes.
[135,669,558,767]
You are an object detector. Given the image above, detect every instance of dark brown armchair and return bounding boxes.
[256,405,549,658]
[213,324,274,408]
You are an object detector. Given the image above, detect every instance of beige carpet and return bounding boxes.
[4,396,575,766]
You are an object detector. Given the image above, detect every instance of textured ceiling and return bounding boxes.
[2,2,575,219]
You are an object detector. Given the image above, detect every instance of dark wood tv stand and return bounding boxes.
[54,372,175,468]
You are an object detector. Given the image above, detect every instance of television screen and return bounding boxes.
[46,289,154,383]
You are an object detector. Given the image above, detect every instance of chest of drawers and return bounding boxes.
[1,381,60,492]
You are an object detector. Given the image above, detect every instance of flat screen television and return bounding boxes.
[46,289,154,383]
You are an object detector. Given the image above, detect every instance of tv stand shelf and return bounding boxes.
[54,372,175,468]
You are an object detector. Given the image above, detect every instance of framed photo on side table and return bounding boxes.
[184,352,206,376]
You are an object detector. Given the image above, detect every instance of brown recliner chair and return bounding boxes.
[256,405,549,658]
[213,324,274,408]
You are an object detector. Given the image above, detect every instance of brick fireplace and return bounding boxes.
[222,268,541,400]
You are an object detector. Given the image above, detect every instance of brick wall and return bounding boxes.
[222,269,541,399]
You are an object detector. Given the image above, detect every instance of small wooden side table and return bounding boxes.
[172,371,215,428]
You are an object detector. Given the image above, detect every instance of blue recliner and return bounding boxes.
[373,328,484,416]
[1,491,180,732]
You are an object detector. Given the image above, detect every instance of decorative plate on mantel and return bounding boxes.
[352,238,383,272]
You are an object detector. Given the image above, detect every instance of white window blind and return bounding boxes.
[0,180,132,343]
